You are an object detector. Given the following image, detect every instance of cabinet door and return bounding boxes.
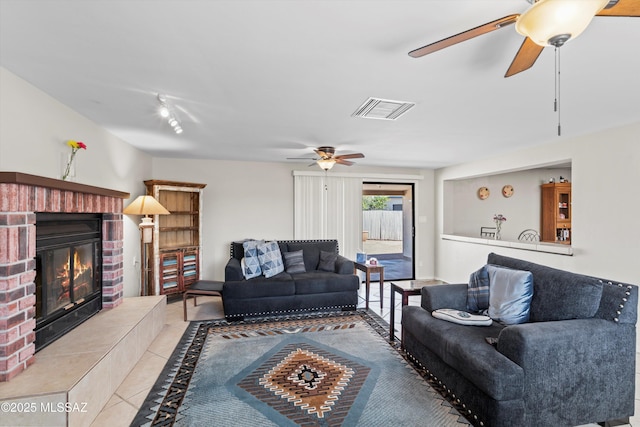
[159,252,180,294]
[182,248,199,289]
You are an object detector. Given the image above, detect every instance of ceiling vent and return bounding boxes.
[352,97,416,121]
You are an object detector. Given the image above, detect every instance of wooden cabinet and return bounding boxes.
[145,180,206,295]
[158,248,199,294]
[540,182,571,244]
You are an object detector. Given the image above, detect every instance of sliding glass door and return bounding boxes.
[362,182,414,281]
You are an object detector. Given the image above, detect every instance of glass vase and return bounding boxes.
[61,153,76,181]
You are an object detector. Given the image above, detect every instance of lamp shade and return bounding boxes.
[515,0,608,47]
[123,195,170,216]
[317,159,336,171]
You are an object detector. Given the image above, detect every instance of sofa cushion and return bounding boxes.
[223,272,295,299]
[242,240,263,279]
[402,306,523,401]
[257,241,285,278]
[318,250,337,272]
[486,265,534,325]
[467,265,490,312]
[283,250,306,274]
[286,240,338,272]
[293,272,359,295]
[487,253,604,322]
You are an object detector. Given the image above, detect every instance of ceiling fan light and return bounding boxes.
[515,0,609,47]
[317,159,336,171]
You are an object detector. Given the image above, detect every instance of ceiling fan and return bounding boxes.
[408,0,640,77]
[288,146,365,170]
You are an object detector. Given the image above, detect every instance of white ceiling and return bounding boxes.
[1,0,638,169]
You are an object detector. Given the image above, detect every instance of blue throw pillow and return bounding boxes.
[257,241,285,278]
[467,265,490,313]
[486,264,534,325]
[242,239,263,279]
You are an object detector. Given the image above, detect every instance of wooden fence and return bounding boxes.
[363,210,402,240]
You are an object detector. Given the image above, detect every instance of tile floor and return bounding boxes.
[90,282,639,427]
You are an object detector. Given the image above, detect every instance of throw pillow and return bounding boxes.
[242,240,262,279]
[486,264,534,325]
[318,250,337,272]
[467,265,490,313]
[283,250,306,274]
[257,240,285,278]
[487,252,603,321]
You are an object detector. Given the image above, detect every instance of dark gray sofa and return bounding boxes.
[223,239,359,319]
[403,252,637,427]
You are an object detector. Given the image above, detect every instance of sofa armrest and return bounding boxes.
[421,283,467,312]
[225,257,244,281]
[497,319,636,423]
[335,254,354,275]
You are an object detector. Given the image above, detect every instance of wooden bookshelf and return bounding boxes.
[144,180,206,295]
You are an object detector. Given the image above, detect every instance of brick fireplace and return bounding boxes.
[0,172,129,381]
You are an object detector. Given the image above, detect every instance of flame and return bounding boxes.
[73,250,91,279]
[54,248,93,304]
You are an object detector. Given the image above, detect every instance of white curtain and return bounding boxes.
[294,174,362,259]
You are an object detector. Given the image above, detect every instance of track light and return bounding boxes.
[159,105,170,118]
[157,93,184,135]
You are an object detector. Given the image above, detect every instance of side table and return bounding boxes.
[390,279,445,346]
[353,261,384,309]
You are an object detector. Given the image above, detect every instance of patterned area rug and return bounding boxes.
[132,310,470,427]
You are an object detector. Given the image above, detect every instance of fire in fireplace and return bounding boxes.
[35,213,103,350]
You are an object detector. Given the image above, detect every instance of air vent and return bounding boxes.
[352,97,416,121]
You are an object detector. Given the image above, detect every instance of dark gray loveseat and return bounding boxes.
[223,239,359,319]
[403,252,637,427]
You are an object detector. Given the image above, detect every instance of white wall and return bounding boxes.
[150,159,436,281]
[447,167,571,241]
[0,67,152,297]
[435,121,640,285]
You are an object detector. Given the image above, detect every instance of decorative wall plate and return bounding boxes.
[502,184,514,198]
[477,187,490,200]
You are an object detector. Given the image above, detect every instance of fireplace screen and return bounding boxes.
[35,213,102,350]
[36,243,98,319]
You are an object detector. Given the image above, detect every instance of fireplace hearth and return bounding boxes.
[0,172,129,382]
[35,213,103,350]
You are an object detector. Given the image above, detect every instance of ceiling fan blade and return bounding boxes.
[287,157,316,160]
[597,0,640,16]
[504,37,545,77]
[334,153,365,160]
[335,159,354,166]
[408,14,519,58]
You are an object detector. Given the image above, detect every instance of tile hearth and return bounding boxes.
[0,296,164,427]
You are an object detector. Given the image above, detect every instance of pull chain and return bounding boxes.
[554,46,561,136]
